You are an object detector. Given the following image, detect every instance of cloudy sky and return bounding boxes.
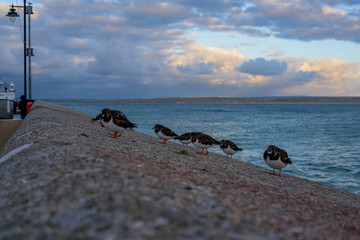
[0,0,360,99]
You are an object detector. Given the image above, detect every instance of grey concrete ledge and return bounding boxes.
[0,100,359,239]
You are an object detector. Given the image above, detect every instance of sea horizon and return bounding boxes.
[41,96,360,104]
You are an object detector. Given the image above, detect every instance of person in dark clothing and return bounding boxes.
[19,95,27,120]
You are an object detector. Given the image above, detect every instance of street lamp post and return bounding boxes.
[27,4,34,100]
[6,1,34,100]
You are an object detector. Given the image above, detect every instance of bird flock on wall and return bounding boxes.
[93,108,292,176]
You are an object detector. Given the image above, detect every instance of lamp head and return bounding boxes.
[6,4,19,23]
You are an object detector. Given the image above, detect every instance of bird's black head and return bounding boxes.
[101,108,112,121]
[101,108,111,115]
[190,132,202,142]
[220,140,228,148]
[152,124,164,132]
[266,145,277,154]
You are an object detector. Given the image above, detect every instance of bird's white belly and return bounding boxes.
[193,140,212,149]
[265,157,287,170]
[222,146,237,155]
[180,139,191,144]
[102,119,123,132]
[156,130,172,140]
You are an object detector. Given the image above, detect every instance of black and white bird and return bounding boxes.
[263,145,292,176]
[93,108,137,138]
[220,140,243,158]
[152,124,178,144]
[191,132,220,155]
[174,132,192,147]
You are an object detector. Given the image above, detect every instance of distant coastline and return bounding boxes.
[43,96,360,104]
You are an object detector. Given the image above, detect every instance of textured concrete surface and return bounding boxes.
[0,101,359,240]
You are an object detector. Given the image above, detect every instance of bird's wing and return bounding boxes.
[111,110,137,128]
[162,127,178,137]
[111,110,127,120]
[178,132,191,140]
[199,134,220,145]
[279,149,292,164]
[228,141,243,151]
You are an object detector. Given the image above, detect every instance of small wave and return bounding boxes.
[324,166,352,173]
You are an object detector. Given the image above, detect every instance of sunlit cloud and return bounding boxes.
[71,56,95,65]
[280,58,360,96]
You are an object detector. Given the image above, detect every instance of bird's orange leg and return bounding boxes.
[161,139,167,144]
[204,149,209,155]
[112,132,118,138]
[272,169,276,175]
[277,169,282,177]
[117,131,123,137]
[197,149,205,154]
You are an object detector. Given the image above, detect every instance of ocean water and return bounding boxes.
[55,101,360,195]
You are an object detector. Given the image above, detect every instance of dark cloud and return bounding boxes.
[226,1,360,42]
[176,61,215,75]
[122,2,192,27]
[237,58,288,76]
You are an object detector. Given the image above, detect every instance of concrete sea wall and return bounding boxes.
[0,101,359,239]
